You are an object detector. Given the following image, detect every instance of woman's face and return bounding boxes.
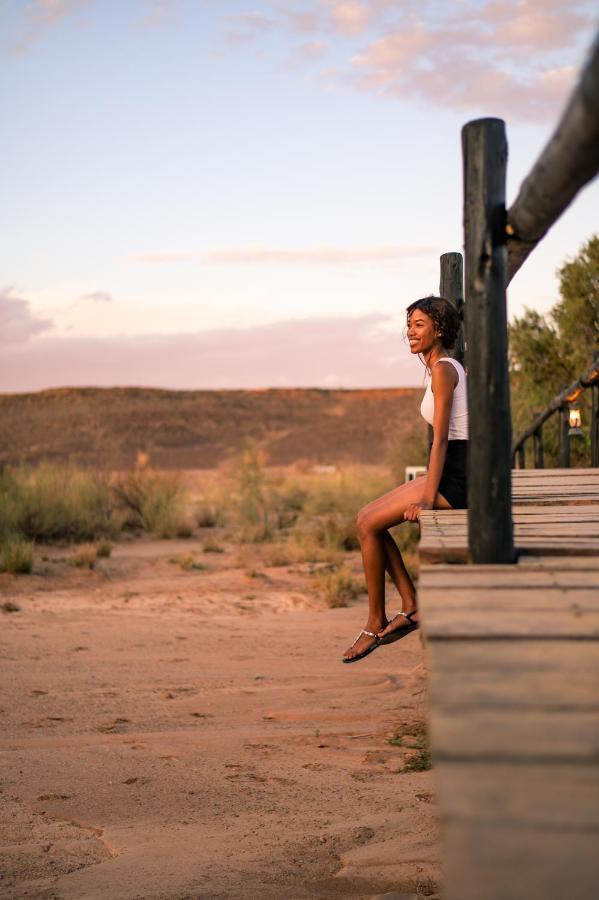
[407,308,438,354]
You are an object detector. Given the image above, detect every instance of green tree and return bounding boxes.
[509,234,599,466]
[552,234,599,376]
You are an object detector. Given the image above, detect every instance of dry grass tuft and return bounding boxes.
[0,537,35,574]
[312,563,364,609]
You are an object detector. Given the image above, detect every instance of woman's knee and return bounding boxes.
[356,507,376,538]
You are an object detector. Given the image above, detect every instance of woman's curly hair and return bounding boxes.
[406,295,461,351]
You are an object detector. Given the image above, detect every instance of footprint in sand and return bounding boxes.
[98,717,130,733]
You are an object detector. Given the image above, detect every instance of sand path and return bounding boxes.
[0,539,440,899]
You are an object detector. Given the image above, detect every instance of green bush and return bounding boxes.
[0,464,118,542]
[114,470,189,538]
[0,536,35,574]
[230,440,273,542]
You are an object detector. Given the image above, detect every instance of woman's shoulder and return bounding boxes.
[431,357,460,384]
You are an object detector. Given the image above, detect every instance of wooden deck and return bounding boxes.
[418,469,599,900]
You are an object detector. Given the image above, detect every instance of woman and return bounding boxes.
[342,296,468,663]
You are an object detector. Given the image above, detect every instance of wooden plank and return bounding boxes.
[513,471,599,476]
[419,541,599,564]
[429,707,599,761]
[423,586,599,610]
[422,608,599,638]
[436,760,599,829]
[443,820,599,900]
[420,573,599,590]
[425,641,599,711]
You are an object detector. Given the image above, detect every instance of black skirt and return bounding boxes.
[429,439,468,509]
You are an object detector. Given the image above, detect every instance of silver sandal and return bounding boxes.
[341,628,380,664]
[378,610,419,645]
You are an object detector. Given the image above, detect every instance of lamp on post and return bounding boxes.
[568,406,583,437]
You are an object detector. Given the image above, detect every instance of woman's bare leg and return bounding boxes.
[343,478,450,660]
[381,531,416,612]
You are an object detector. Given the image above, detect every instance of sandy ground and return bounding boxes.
[0,538,440,900]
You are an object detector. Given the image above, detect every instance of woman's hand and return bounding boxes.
[403,500,433,522]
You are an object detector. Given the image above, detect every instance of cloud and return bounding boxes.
[223,11,274,45]
[237,0,597,121]
[329,1,371,37]
[8,0,91,52]
[132,244,435,265]
[78,291,114,304]
[0,288,54,345]
[139,0,176,29]
[0,313,425,391]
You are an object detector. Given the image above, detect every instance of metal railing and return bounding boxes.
[512,354,599,468]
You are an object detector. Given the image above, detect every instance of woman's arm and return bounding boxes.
[404,361,457,521]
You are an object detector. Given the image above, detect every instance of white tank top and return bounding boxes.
[420,357,469,440]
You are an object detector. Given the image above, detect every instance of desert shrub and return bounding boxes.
[260,542,294,567]
[312,563,364,608]
[96,540,112,558]
[202,537,225,553]
[0,464,118,542]
[196,504,223,528]
[0,536,35,574]
[113,469,189,538]
[230,440,273,542]
[169,553,206,571]
[70,545,98,569]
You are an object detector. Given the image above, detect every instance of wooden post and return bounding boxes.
[462,118,515,564]
[516,444,525,469]
[533,424,544,468]
[559,404,570,468]
[439,252,465,365]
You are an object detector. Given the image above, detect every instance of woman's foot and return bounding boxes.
[377,609,418,640]
[342,620,387,662]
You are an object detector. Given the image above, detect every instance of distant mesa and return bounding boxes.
[0,386,421,469]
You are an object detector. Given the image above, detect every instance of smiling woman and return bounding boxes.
[342,295,468,663]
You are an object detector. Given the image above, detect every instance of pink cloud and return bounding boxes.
[132,244,435,265]
[8,0,91,51]
[0,314,425,392]
[252,0,596,121]
[0,288,53,344]
[329,1,371,37]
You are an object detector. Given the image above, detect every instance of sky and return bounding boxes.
[1,0,598,392]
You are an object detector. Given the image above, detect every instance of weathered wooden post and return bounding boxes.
[462,118,515,563]
[592,351,599,467]
[439,252,465,365]
[559,403,571,467]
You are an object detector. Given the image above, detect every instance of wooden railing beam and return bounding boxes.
[506,32,599,283]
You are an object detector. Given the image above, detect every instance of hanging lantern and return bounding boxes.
[568,406,582,437]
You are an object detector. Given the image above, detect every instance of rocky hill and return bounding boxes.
[0,386,424,469]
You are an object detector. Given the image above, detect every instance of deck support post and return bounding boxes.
[462,118,515,563]
[517,444,525,469]
[439,252,465,365]
[559,404,571,468]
